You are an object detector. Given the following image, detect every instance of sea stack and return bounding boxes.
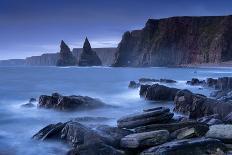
[78,37,102,66]
[56,40,77,66]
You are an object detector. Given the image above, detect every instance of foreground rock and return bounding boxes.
[38,93,106,111]
[207,77,232,91]
[56,40,77,66]
[174,89,232,119]
[78,38,102,66]
[206,125,232,143]
[140,84,179,101]
[121,130,169,149]
[140,138,227,155]
[117,107,173,129]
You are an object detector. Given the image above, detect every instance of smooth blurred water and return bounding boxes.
[0,66,231,155]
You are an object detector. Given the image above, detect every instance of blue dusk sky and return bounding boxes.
[0,0,232,60]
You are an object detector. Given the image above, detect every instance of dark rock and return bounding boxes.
[207,78,218,87]
[56,40,77,66]
[113,16,232,67]
[206,125,232,143]
[21,102,35,108]
[117,107,173,129]
[135,120,206,133]
[207,77,232,91]
[128,81,140,89]
[38,93,105,111]
[170,124,209,139]
[141,84,180,101]
[140,138,227,155]
[223,112,232,124]
[139,78,159,83]
[174,89,232,119]
[78,38,102,66]
[32,122,66,140]
[67,142,125,155]
[160,79,177,83]
[197,114,223,125]
[29,98,36,102]
[186,78,205,86]
[139,85,150,97]
[120,130,169,149]
[71,117,111,123]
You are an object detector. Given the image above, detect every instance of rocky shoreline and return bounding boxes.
[29,76,232,155]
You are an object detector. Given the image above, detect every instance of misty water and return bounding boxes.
[0,66,232,155]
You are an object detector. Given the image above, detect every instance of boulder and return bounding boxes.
[29,98,36,102]
[67,143,125,155]
[135,120,207,133]
[117,107,173,129]
[186,78,205,86]
[78,38,102,66]
[141,84,180,101]
[140,138,227,155]
[56,40,77,66]
[207,77,232,90]
[139,85,150,97]
[223,112,232,124]
[138,78,159,83]
[159,79,177,83]
[174,89,232,119]
[32,122,66,140]
[120,130,169,149]
[170,124,209,139]
[206,125,232,143]
[38,93,105,111]
[128,81,140,88]
[197,114,223,125]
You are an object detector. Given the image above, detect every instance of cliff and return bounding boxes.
[0,59,25,66]
[56,40,77,66]
[78,38,102,66]
[113,15,232,67]
[25,53,59,66]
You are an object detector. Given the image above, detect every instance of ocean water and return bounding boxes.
[0,66,231,155]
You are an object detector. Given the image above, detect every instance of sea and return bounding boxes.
[0,66,231,155]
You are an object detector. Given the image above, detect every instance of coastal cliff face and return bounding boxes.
[113,15,232,67]
[78,38,102,66]
[25,53,59,66]
[56,40,77,66]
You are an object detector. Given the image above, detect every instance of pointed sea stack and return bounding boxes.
[56,40,77,66]
[78,38,102,66]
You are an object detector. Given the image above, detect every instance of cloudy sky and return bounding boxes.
[0,0,231,60]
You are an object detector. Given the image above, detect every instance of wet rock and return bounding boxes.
[135,120,206,133]
[206,125,232,143]
[170,124,209,139]
[140,138,227,155]
[160,79,177,83]
[78,38,102,66]
[207,77,232,91]
[117,107,173,129]
[29,98,36,102]
[71,117,111,123]
[67,142,125,155]
[207,78,218,87]
[186,78,205,86]
[138,78,159,83]
[21,102,35,108]
[32,122,66,140]
[223,112,232,124]
[139,85,150,97]
[120,130,169,149]
[141,84,180,101]
[197,114,223,126]
[174,89,232,119]
[128,81,140,88]
[38,93,105,111]
[56,40,77,66]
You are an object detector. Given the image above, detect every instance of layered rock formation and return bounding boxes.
[25,53,59,66]
[113,15,232,67]
[56,40,77,66]
[78,38,102,66]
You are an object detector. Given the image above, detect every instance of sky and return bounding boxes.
[0,0,232,60]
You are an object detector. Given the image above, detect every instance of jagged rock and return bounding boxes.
[67,143,125,155]
[174,89,232,119]
[113,16,232,67]
[135,120,207,133]
[140,138,227,155]
[170,124,209,139]
[56,40,76,66]
[186,78,205,86]
[120,130,169,149]
[140,84,179,101]
[117,107,173,129]
[139,85,150,97]
[206,125,232,143]
[78,38,102,66]
[159,79,177,83]
[207,78,218,87]
[38,93,105,111]
[128,81,140,88]
[207,77,232,91]
[32,122,66,140]
[139,78,159,83]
